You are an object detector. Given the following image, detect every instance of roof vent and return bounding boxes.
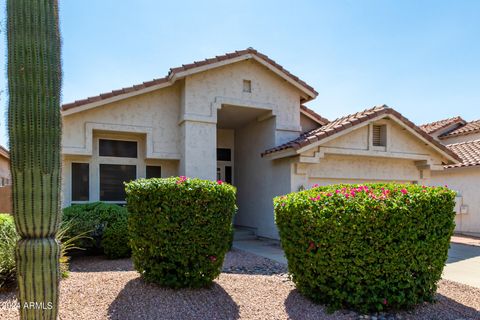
[373,125,387,147]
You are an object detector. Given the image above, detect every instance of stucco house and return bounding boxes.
[61,48,461,239]
[0,145,12,213]
[420,118,480,237]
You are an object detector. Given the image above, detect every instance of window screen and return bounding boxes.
[99,139,137,158]
[372,125,387,147]
[72,163,89,201]
[100,164,136,201]
[146,166,162,179]
[217,148,231,161]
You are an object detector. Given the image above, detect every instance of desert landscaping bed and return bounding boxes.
[0,249,479,320]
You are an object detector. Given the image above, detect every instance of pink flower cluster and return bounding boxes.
[334,185,371,199]
[209,255,217,262]
[176,176,188,184]
[217,180,223,185]
[308,185,411,202]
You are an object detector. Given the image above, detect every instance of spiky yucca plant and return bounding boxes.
[7,0,62,319]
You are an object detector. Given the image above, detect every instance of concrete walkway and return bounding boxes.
[443,242,480,288]
[233,238,287,264]
[233,238,480,289]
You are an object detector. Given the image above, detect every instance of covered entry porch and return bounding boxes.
[215,103,289,236]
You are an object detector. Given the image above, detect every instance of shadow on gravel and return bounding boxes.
[284,289,353,320]
[108,278,239,320]
[285,289,480,320]
[0,288,16,302]
[69,256,134,272]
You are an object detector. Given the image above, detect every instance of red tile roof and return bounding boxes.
[300,105,329,125]
[444,139,480,168]
[62,48,318,111]
[262,105,460,162]
[419,116,465,134]
[439,119,480,139]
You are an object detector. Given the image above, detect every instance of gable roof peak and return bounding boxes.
[63,48,317,113]
[262,104,460,163]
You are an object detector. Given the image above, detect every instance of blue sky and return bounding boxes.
[0,0,479,149]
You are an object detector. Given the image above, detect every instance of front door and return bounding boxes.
[217,148,233,184]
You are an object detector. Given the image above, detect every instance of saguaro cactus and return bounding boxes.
[7,0,62,319]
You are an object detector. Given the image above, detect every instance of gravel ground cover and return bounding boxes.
[0,248,479,319]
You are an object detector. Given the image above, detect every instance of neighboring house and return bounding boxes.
[0,145,12,213]
[61,48,459,239]
[421,118,480,237]
[0,145,10,187]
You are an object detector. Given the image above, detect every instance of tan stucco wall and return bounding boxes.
[431,167,480,236]
[62,83,182,159]
[183,59,302,131]
[293,156,420,191]
[322,125,370,150]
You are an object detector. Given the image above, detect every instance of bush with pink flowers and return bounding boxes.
[274,183,456,313]
[125,177,236,288]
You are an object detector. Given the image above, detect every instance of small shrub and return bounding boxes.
[126,177,236,288]
[274,183,456,313]
[62,202,130,259]
[103,216,130,259]
[0,214,18,289]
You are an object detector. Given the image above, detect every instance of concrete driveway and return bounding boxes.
[443,242,480,288]
[234,238,480,289]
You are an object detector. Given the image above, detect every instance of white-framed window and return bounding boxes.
[68,133,168,206]
[96,136,140,203]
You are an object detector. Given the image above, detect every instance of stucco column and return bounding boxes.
[179,120,216,180]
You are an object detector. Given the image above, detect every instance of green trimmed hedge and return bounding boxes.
[0,214,18,288]
[125,176,236,288]
[274,183,456,313]
[62,202,130,259]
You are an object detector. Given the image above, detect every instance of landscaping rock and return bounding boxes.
[0,249,478,319]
